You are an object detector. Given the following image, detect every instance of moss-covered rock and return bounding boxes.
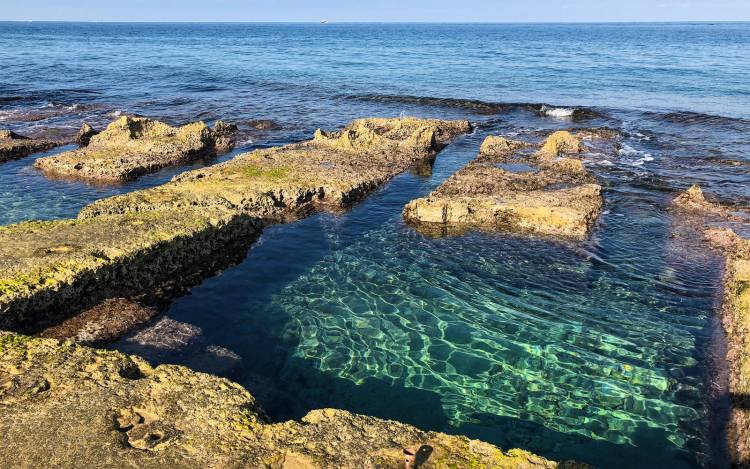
[79,117,471,221]
[0,331,570,468]
[34,116,237,182]
[403,132,603,239]
[0,130,59,163]
[0,208,260,330]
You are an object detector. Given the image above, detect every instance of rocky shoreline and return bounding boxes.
[33,116,238,183]
[671,185,750,465]
[0,331,578,468]
[0,130,61,163]
[402,131,605,239]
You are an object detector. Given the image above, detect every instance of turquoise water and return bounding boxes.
[2,22,750,468]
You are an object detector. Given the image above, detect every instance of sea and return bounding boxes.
[1,22,749,468]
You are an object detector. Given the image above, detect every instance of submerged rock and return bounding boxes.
[0,130,59,163]
[0,332,566,468]
[247,118,282,130]
[403,131,604,239]
[38,298,158,345]
[75,122,100,146]
[34,116,238,182]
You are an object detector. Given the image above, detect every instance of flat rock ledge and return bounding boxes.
[0,332,579,469]
[34,116,237,183]
[0,130,59,163]
[671,186,750,465]
[1,117,470,332]
[403,131,604,239]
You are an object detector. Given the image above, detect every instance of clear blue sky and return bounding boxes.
[4,0,750,22]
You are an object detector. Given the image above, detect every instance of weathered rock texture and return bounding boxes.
[671,186,750,465]
[0,130,59,163]
[75,122,100,146]
[79,117,472,221]
[0,332,571,468]
[39,298,158,346]
[0,209,260,331]
[2,117,469,333]
[403,131,603,239]
[34,116,237,182]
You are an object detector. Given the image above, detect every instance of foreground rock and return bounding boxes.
[403,131,603,239]
[80,117,472,220]
[0,130,59,163]
[34,116,238,182]
[2,117,469,331]
[0,332,569,468]
[0,209,260,330]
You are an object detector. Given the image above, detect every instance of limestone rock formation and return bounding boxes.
[34,116,238,182]
[403,132,604,239]
[0,130,59,163]
[75,122,99,146]
[0,332,568,468]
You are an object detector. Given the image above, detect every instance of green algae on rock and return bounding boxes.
[34,116,238,183]
[79,117,472,221]
[0,130,59,163]
[0,209,260,330]
[0,331,570,468]
[403,131,603,239]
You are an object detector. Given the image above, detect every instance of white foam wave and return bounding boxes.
[541,106,575,118]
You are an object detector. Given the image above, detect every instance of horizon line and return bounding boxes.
[2,20,749,24]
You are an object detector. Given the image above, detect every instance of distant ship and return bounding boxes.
[321,20,328,24]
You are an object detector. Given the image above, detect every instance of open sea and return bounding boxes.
[2,22,750,468]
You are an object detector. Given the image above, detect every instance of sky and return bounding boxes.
[3,0,750,23]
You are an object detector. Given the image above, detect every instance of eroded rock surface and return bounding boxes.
[0,332,568,468]
[75,122,100,146]
[34,116,238,182]
[79,117,472,220]
[2,117,469,332]
[0,130,59,163]
[403,131,604,239]
[0,209,261,330]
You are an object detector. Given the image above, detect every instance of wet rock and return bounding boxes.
[403,132,605,239]
[34,116,238,182]
[0,332,566,468]
[79,117,472,221]
[0,130,59,163]
[212,120,238,152]
[672,184,728,215]
[75,122,99,146]
[247,119,282,130]
[38,298,158,345]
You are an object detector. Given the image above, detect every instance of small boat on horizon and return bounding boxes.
[320,20,328,24]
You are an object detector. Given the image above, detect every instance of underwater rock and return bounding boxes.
[38,298,158,345]
[75,122,99,146]
[247,118,282,130]
[0,130,59,163]
[672,184,729,215]
[79,117,471,221]
[34,116,238,182]
[0,209,261,330]
[0,331,568,468]
[403,132,604,239]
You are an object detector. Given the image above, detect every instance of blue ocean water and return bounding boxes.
[2,22,750,468]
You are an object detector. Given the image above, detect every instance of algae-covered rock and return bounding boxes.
[247,119,282,130]
[0,208,260,330]
[79,117,471,220]
[0,331,566,468]
[403,132,604,239]
[34,116,237,182]
[75,122,99,146]
[536,131,584,159]
[0,130,59,163]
